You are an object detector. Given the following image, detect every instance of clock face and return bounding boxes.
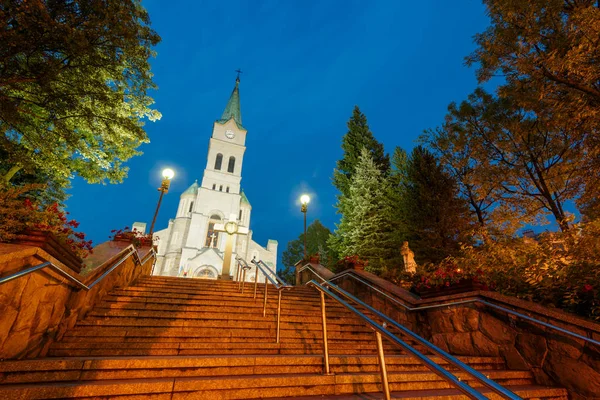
[225,129,235,139]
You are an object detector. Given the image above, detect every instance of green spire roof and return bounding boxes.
[218,77,244,130]
[182,180,199,196]
[241,190,250,205]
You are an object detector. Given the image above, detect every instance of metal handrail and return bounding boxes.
[308,280,505,400]
[296,264,329,283]
[234,258,292,344]
[252,259,290,288]
[330,269,600,347]
[235,257,252,293]
[297,264,600,347]
[316,279,521,399]
[0,246,156,291]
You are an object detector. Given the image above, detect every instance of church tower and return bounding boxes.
[150,76,278,280]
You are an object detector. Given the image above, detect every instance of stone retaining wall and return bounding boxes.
[332,268,600,399]
[0,242,155,360]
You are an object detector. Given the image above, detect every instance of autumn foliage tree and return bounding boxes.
[0,0,161,186]
[425,89,587,232]
[467,0,600,222]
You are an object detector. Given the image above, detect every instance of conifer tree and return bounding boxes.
[330,148,396,273]
[400,146,471,264]
[333,106,390,197]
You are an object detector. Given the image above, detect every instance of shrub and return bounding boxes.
[110,226,154,248]
[420,221,600,321]
[0,185,93,258]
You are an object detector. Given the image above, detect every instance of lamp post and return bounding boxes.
[149,168,175,236]
[300,194,310,260]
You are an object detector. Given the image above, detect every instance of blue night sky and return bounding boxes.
[65,0,491,269]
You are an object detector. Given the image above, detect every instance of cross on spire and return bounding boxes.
[235,69,243,82]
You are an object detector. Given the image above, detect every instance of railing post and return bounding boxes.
[375,331,391,400]
[253,268,259,299]
[263,275,268,317]
[241,268,247,294]
[276,290,282,343]
[319,291,331,375]
[236,262,241,286]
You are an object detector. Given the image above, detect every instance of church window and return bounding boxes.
[227,156,235,173]
[204,214,221,248]
[239,209,242,220]
[212,184,216,190]
[219,185,223,191]
[226,186,229,193]
[188,201,194,213]
[214,153,223,170]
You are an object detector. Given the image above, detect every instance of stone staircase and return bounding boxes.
[0,276,568,399]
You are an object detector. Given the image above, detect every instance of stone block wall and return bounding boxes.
[332,268,600,399]
[421,300,600,399]
[0,243,155,360]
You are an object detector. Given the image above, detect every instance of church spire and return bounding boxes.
[218,73,244,129]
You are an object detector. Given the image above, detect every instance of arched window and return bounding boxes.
[212,184,216,190]
[204,214,221,247]
[227,156,235,173]
[239,209,243,220]
[226,186,230,193]
[219,185,223,191]
[214,153,223,170]
[188,201,194,213]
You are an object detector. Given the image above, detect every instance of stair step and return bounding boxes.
[0,355,507,384]
[0,370,541,399]
[263,385,569,400]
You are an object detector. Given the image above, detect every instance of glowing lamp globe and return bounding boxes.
[300,194,310,205]
[162,168,175,180]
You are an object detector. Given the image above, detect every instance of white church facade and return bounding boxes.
[150,76,278,280]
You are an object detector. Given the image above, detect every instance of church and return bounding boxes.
[150,76,278,280]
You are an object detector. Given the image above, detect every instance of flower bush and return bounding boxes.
[110,226,154,248]
[411,259,491,292]
[336,255,369,272]
[0,185,93,258]
[408,221,600,321]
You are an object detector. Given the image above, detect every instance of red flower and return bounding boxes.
[583,284,593,292]
[23,198,34,210]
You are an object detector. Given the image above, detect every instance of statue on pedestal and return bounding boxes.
[401,241,417,273]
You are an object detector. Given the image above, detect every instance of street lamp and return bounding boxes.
[149,168,175,236]
[300,194,310,260]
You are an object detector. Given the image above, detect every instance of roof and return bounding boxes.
[241,190,250,205]
[217,77,244,130]
[182,180,199,196]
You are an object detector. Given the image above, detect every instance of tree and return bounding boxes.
[333,106,390,197]
[469,0,600,111]
[329,148,396,274]
[467,0,600,220]
[399,146,472,264]
[423,121,500,234]
[280,219,335,282]
[0,148,68,206]
[0,0,161,186]
[442,89,586,232]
